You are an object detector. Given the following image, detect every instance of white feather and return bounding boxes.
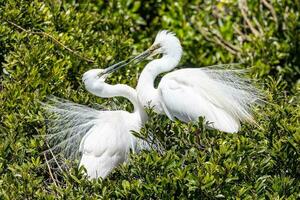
[42,97,147,179]
[158,68,262,133]
[136,30,263,133]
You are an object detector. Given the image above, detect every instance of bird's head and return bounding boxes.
[151,30,182,58]
[82,69,108,83]
[82,69,110,93]
[99,30,182,75]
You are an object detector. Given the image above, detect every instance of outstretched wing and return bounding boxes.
[158,67,263,133]
[41,97,149,178]
[41,97,106,167]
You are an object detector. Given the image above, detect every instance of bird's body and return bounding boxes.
[44,69,147,179]
[78,110,142,178]
[137,67,255,133]
[121,31,262,133]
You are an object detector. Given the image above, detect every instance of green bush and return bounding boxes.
[0,0,299,199]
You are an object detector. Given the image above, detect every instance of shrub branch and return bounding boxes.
[4,19,95,64]
[43,153,59,187]
[238,0,262,37]
[261,0,278,26]
[196,26,240,55]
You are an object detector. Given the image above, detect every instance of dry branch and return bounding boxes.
[43,153,58,187]
[197,26,240,55]
[238,0,261,37]
[4,20,95,63]
[261,0,278,26]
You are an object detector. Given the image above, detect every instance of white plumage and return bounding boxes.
[137,31,262,133]
[78,110,142,178]
[109,30,262,133]
[43,30,263,180]
[157,68,260,133]
[43,69,148,179]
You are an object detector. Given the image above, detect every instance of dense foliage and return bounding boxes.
[0,0,299,199]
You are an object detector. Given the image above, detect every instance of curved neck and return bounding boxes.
[88,83,147,123]
[136,55,180,99]
[142,56,179,80]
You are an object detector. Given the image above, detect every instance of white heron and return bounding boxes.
[43,69,148,179]
[101,30,262,133]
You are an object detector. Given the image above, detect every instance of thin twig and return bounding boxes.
[261,0,278,27]
[46,143,64,173]
[198,27,239,55]
[5,20,28,32]
[213,36,238,54]
[238,0,261,37]
[44,153,58,187]
[253,17,264,35]
[4,19,95,63]
[210,30,241,52]
[233,25,251,42]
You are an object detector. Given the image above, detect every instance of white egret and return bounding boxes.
[43,69,148,179]
[102,30,262,133]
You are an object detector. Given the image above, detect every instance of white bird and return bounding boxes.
[101,30,262,133]
[43,69,148,179]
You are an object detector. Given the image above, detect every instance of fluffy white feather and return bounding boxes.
[158,67,262,132]
[135,30,263,133]
[42,97,148,179]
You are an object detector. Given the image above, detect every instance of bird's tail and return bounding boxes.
[201,65,264,124]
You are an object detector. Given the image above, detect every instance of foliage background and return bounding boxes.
[0,0,299,199]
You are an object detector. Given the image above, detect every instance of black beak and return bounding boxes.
[98,44,161,76]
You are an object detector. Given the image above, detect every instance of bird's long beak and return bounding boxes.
[98,44,161,76]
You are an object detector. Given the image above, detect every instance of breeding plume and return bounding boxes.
[43,69,147,179]
[102,30,262,133]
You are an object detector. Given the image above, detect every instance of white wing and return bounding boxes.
[42,97,142,179]
[42,98,103,164]
[78,111,136,179]
[158,68,262,133]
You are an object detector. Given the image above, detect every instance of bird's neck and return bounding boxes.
[136,56,180,109]
[90,83,147,124]
[115,84,148,123]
